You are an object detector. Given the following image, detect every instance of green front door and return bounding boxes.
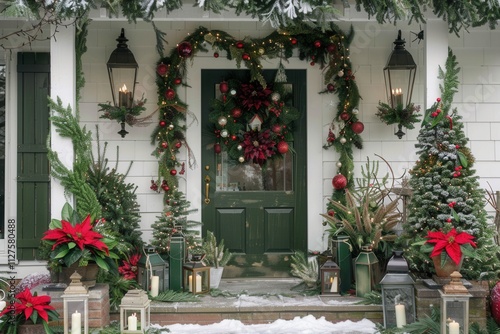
[201,69,307,277]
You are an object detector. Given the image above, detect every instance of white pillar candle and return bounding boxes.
[196,274,202,292]
[395,303,406,328]
[151,275,159,297]
[330,277,338,293]
[128,313,138,331]
[71,310,81,334]
[449,320,460,334]
[0,300,6,310]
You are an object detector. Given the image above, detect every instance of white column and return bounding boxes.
[50,22,76,217]
[424,20,449,108]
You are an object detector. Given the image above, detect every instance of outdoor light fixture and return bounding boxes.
[330,223,352,293]
[183,260,210,295]
[355,245,380,297]
[383,30,417,139]
[119,289,151,333]
[440,271,471,334]
[320,256,341,295]
[62,272,89,334]
[380,251,416,329]
[137,246,169,296]
[106,28,138,137]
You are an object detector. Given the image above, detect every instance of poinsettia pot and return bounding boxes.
[432,255,462,278]
[55,262,100,288]
[18,323,46,334]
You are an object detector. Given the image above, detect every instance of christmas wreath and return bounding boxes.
[376,101,421,137]
[209,78,299,165]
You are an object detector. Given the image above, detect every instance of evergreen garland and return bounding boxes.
[400,49,500,279]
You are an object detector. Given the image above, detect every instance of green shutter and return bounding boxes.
[17,52,50,260]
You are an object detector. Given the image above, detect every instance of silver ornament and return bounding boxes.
[218,116,228,126]
[352,108,359,115]
[237,144,242,150]
[168,124,174,130]
[339,137,347,144]
[221,129,229,138]
[238,156,245,163]
[336,162,342,168]
[271,92,281,102]
[338,70,344,77]
[230,89,237,96]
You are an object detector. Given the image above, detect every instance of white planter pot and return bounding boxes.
[210,267,224,289]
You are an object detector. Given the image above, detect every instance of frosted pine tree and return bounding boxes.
[402,49,500,279]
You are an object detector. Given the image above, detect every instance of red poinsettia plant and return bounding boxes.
[118,253,141,280]
[421,227,477,265]
[0,288,59,334]
[41,203,119,271]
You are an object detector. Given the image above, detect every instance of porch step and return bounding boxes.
[135,279,383,327]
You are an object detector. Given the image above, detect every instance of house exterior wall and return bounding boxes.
[2,16,500,275]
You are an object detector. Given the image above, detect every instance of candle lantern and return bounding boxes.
[380,250,416,328]
[355,245,381,297]
[183,261,210,294]
[137,246,169,294]
[119,289,151,333]
[440,271,471,334]
[62,272,89,334]
[330,223,352,293]
[320,257,341,295]
[169,230,186,291]
[106,28,138,137]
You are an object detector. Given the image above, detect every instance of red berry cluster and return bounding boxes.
[431,108,442,118]
[448,201,456,208]
[150,179,159,192]
[453,165,463,178]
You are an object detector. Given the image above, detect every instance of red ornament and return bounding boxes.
[235,41,244,49]
[165,88,176,100]
[437,97,441,102]
[431,112,438,117]
[219,81,229,94]
[314,40,322,48]
[214,143,221,154]
[327,44,336,53]
[272,124,282,134]
[214,52,219,58]
[327,83,335,92]
[340,112,350,121]
[170,169,177,176]
[351,121,365,134]
[173,77,182,85]
[290,37,298,45]
[310,62,315,66]
[231,135,238,141]
[277,141,289,154]
[491,282,500,325]
[156,63,168,76]
[159,120,167,127]
[175,141,182,149]
[332,174,348,190]
[242,53,250,61]
[327,210,335,217]
[231,107,242,118]
[177,41,193,58]
[162,184,170,192]
[161,142,168,148]
[150,180,158,192]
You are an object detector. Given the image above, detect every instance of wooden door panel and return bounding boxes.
[264,207,294,253]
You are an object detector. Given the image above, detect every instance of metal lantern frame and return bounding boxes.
[107,28,138,109]
[320,256,341,295]
[355,245,380,297]
[62,272,89,334]
[440,271,471,334]
[383,30,417,110]
[137,248,169,294]
[119,289,151,334]
[380,251,416,328]
[183,261,211,294]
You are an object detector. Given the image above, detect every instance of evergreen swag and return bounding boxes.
[208,77,299,165]
[375,102,421,131]
[400,49,500,279]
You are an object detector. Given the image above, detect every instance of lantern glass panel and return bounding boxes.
[384,68,416,108]
[320,257,340,295]
[355,246,380,297]
[63,298,88,334]
[440,291,471,334]
[380,283,415,328]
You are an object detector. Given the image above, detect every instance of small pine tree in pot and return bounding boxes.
[202,231,232,288]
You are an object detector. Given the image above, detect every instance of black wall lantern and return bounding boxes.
[106,28,138,137]
[384,30,416,110]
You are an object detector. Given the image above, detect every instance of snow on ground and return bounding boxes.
[151,315,377,334]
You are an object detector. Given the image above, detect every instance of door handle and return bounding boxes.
[204,175,211,204]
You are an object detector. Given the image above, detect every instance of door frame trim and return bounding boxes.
[186,57,325,252]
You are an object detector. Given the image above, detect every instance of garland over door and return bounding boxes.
[17,52,50,260]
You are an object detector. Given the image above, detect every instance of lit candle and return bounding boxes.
[395,303,406,328]
[330,277,338,293]
[151,275,159,297]
[118,84,131,108]
[449,320,460,334]
[188,274,202,293]
[128,313,137,331]
[71,310,81,334]
[0,300,5,310]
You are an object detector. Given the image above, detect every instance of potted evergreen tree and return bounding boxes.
[202,231,232,288]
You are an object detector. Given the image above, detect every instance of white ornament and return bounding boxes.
[237,145,243,150]
[238,156,245,163]
[352,108,359,115]
[338,70,344,77]
[230,89,237,96]
[336,162,342,168]
[221,129,229,138]
[168,124,174,130]
[271,92,281,102]
[339,137,347,144]
[218,116,228,126]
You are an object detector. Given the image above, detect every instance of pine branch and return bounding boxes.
[153,290,200,302]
